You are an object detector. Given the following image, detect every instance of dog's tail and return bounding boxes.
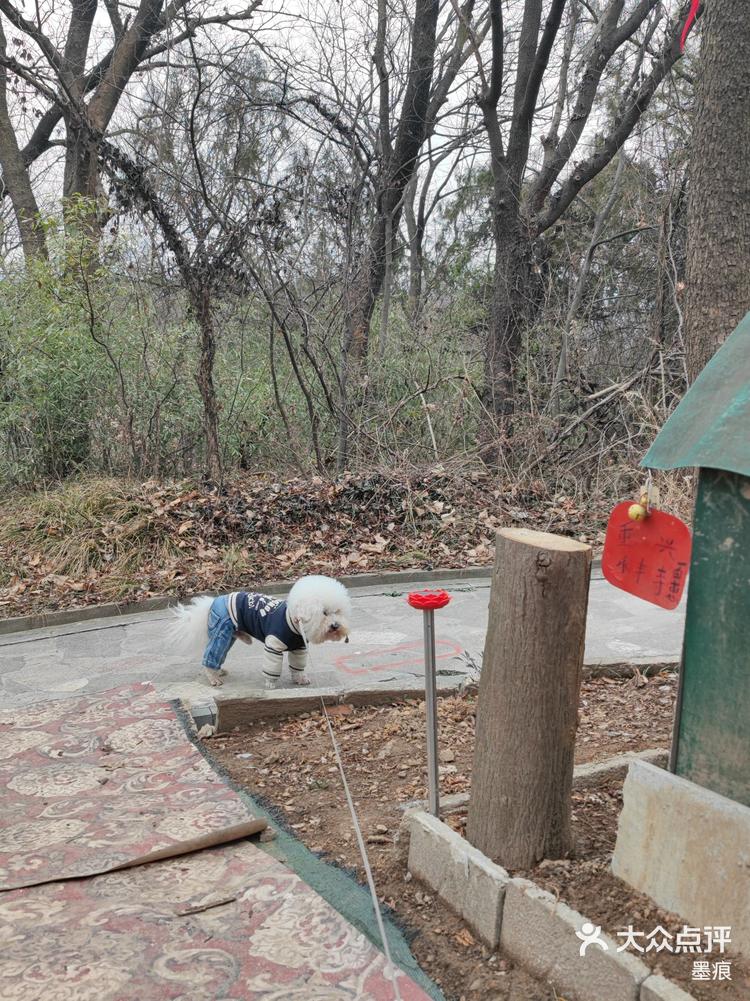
[167,595,214,659]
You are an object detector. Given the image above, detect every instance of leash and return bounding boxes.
[298,623,403,1001]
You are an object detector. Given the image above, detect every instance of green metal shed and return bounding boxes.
[642,311,750,806]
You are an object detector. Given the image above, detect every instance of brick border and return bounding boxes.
[402,755,696,1001]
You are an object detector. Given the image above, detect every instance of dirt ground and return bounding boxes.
[207,674,749,1001]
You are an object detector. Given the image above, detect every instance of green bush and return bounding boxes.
[0,262,100,481]
[0,248,485,485]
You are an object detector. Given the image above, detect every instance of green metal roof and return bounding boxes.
[642,310,750,477]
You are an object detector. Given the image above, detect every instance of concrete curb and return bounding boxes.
[407,810,509,948]
[0,567,492,635]
[0,594,176,634]
[581,657,679,679]
[0,560,605,635]
[500,876,650,1000]
[210,682,673,735]
[398,748,670,815]
[402,758,698,1001]
[212,675,467,732]
[612,759,750,960]
[458,660,679,690]
[640,975,698,1001]
[571,748,669,789]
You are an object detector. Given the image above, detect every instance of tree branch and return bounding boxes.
[0,21,47,258]
[0,0,69,81]
[528,0,645,212]
[88,0,166,131]
[484,0,504,109]
[0,50,59,103]
[103,0,125,38]
[533,7,686,235]
[63,0,99,94]
[507,0,567,181]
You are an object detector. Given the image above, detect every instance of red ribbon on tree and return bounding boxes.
[680,0,701,52]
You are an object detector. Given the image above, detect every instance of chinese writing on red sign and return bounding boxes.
[602,502,692,610]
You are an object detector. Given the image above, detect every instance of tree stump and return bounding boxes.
[466,528,592,868]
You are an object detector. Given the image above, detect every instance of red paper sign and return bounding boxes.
[602,502,692,609]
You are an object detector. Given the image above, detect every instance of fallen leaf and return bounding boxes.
[453,928,476,948]
[361,535,388,554]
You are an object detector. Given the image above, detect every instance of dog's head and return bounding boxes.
[287,575,352,645]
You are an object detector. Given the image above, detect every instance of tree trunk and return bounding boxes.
[340,0,440,362]
[404,175,423,322]
[466,528,592,868]
[378,210,393,359]
[484,195,535,424]
[336,0,440,471]
[192,286,223,483]
[0,24,47,261]
[684,0,750,382]
[62,118,103,249]
[550,154,626,415]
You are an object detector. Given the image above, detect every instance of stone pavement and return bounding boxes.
[0,569,685,722]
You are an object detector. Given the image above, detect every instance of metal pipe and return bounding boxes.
[669,642,686,773]
[422,608,439,817]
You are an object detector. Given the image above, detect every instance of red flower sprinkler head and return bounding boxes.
[407,589,451,611]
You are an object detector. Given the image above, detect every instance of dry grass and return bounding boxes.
[0,478,182,593]
[0,467,694,615]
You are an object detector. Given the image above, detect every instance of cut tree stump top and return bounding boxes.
[498,527,591,552]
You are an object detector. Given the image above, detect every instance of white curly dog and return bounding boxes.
[169,575,351,688]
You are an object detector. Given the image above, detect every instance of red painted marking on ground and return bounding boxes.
[333,638,464,676]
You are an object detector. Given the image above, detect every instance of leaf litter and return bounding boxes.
[0,469,610,617]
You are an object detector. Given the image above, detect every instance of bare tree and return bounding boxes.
[266,0,485,468]
[0,0,262,252]
[473,0,692,447]
[0,22,46,258]
[548,152,628,414]
[342,0,441,363]
[97,52,288,481]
